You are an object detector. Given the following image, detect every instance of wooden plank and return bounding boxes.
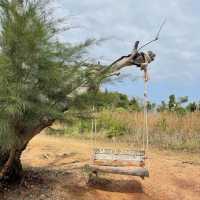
[94,148,145,155]
[88,164,149,178]
[93,160,145,167]
[93,148,145,163]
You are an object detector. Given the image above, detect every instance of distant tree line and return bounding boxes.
[72,91,200,113]
[157,95,200,113]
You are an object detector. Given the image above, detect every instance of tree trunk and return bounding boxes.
[0,148,23,183]
[0,119,54,183]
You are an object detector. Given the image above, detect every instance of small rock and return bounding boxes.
[40,194,46,199]
[42,154,50,159]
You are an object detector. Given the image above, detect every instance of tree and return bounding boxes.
[0,0,155,182]
[186,102,197,112]
[0,0,96,181]
[71,91,130,111]
[168,95,188,112]
[178,96,188,104]
[168,94,177,111]
[157,100,167,112]
[129,97,141,112]
[116,93,129,109]
[147,101,156,112]
[198,102,200,112]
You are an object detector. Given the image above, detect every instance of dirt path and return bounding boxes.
[1,134,200,200]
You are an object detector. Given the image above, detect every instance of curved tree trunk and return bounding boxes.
[0,119,54,183]
[0,148,23,183]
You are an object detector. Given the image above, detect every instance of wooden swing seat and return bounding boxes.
[88,148,149,178]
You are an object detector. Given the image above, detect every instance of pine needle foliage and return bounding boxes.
[0,0,95,148]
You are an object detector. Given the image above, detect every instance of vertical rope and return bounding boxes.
[143,79,147,150]
[94,105,97,148]
[90,105,97,163]
[90,106,94,163]
[144,79,149,151]
[143,101,145,150]
[144,71,150,171]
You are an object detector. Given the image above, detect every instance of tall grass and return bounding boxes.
[97,110,200,152]
[47,110,200,152]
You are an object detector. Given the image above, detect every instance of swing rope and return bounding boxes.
[143,69,150,171]
[90,69,150,167]
[144,76,149,151]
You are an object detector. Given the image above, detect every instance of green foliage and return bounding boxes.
[168,94,177,111]
[147,101,156,112]
[71,91,132,111]
[0,0,95,148]
[117,93,129,109]
[178,96,188,104]
[175,107,187,116]
[157,95,198,114]
[98,110,127,138]
[157,101,167,112]
[129,97,141,112]
[186,102,197,112]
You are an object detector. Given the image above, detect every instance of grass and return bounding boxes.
[47,110,200,153]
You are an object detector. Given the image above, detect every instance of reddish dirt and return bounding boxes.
[1,134,200,200]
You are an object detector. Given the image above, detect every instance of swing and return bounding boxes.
[85,69,150,180]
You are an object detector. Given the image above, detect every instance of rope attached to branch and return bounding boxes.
[144,77,149,151]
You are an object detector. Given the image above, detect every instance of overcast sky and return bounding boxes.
[54,0,200,103]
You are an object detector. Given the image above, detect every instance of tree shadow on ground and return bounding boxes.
[88,176,144,193]
[0,167,73,200]
[1,165,145,199]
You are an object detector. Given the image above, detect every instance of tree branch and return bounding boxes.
[23,118,55,144]
[138,19,166,51]
[100,20,166,78]
[99,41,140,76]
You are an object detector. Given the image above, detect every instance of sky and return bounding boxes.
[53,0,200,103]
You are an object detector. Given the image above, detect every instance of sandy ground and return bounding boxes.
[1,134,200,200]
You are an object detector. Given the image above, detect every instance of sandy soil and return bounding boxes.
[1,134,200,200]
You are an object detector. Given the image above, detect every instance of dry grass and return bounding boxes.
[97,111,200,152]
[48,111,200,152]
